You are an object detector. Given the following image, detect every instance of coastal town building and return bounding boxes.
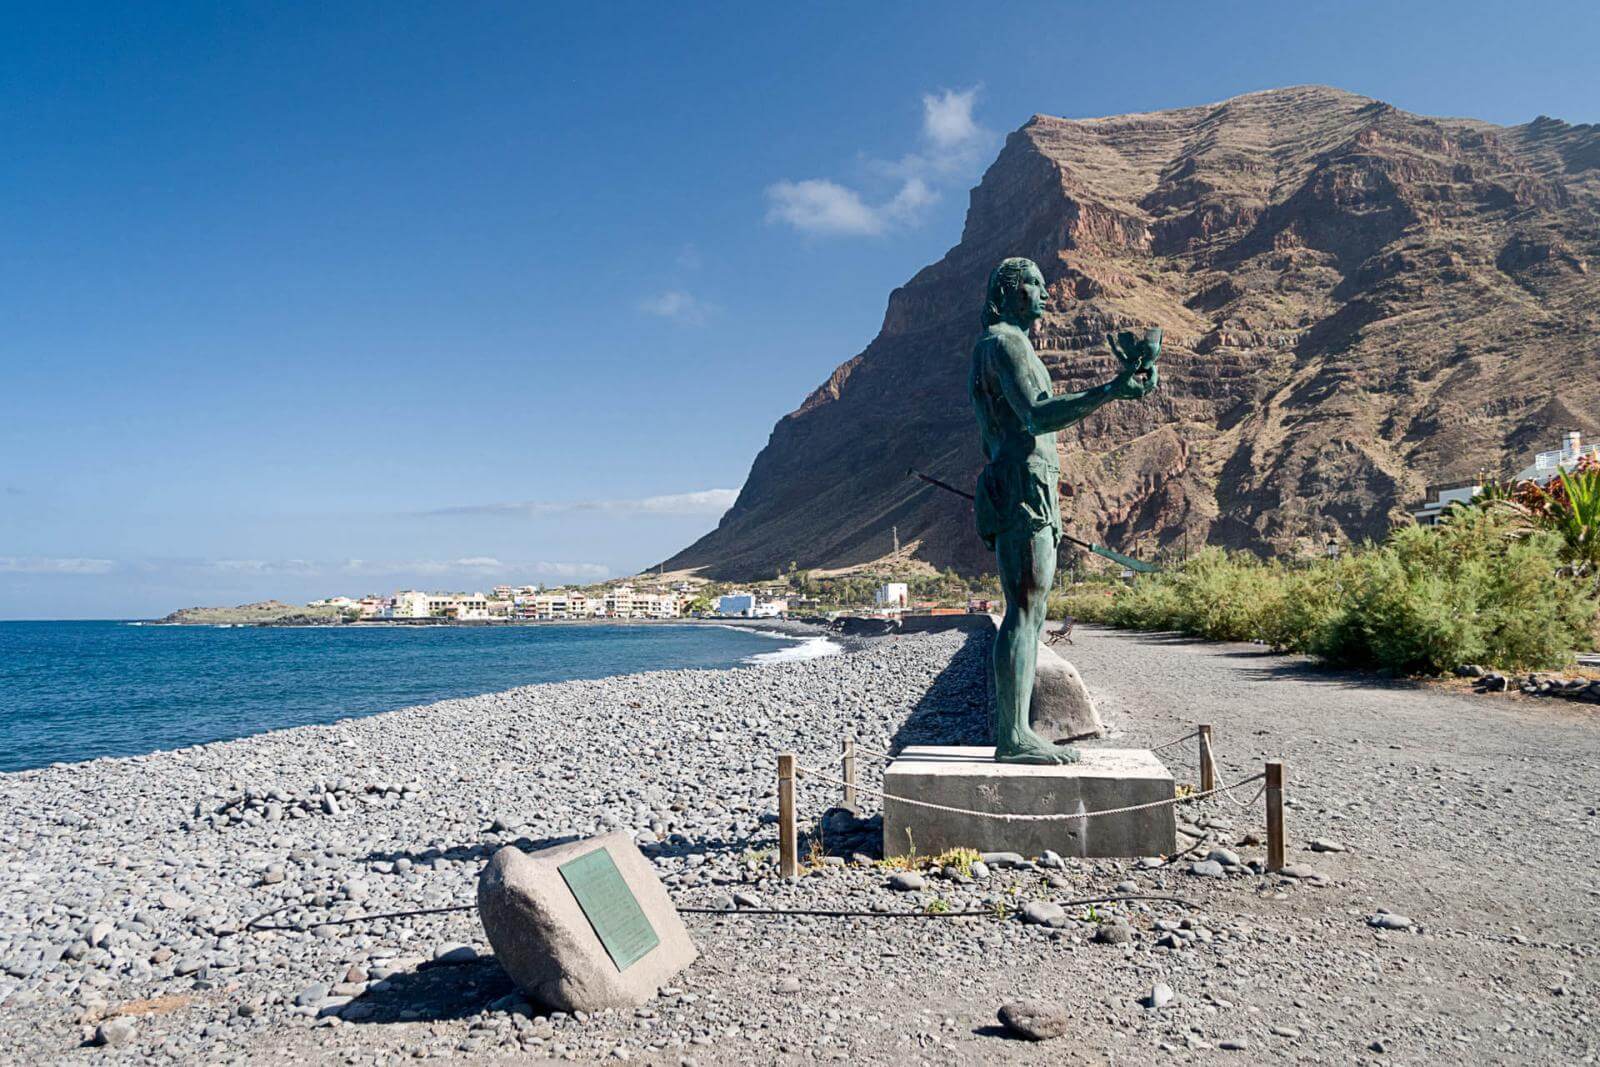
[381,591,493,619]
[332,582,683,622]
[1411,430,1598,526]
[718,593,756,617]
[521,585,681,620]
[1412,480,1484,526]
[1514,430,1599,483]
[875,583,910,609]
[386,591,431,619]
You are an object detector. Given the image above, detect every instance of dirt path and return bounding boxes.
[674,626,1600,1066]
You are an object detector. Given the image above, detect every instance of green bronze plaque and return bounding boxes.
[557,848,660,972]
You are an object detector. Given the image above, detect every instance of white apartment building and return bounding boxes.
[605,585,636,617]
[426,594,489,619]
[719,593,756,617]
[1412,481,1483,526]
[875,583,909,609]
[1516,430,1600,483]
[633,591,681,618]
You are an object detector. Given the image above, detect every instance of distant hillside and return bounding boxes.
[664,85,1600,578]
[155,601,344,626]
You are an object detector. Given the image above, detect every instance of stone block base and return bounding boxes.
[882,746,1175,859]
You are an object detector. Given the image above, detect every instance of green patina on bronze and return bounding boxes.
[557,847,660,972]
[970,257,1160,764]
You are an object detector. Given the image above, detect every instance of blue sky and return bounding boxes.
[3,1,1596,618]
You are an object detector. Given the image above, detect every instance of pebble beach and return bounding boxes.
[2,625,1597,1064]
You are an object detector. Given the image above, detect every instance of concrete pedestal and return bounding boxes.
[882,746,1175,859]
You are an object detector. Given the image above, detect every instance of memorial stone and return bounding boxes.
[477,831,697,1011]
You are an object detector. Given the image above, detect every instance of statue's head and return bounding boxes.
[982,257,1047,328]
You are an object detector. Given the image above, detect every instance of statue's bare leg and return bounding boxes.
[993,525,1079,764]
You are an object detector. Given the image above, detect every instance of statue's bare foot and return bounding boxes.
[995,732,1081,765]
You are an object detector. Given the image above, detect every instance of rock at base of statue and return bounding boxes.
[982,615,1105,741]
[477,831,697,1012]
[1032,641,1105,741]
[882,746,1174,859]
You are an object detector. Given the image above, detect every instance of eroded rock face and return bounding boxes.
[665,86,1600,578]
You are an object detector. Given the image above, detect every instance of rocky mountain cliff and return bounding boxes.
[666,86,1600,579]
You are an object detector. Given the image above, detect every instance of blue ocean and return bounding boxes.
[0,621,826,772]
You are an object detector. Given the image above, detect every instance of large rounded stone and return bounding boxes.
[1031,642,1105,742]
[980,615,1105,741]
[477,832,697,1012]
[997,999,1070,1040]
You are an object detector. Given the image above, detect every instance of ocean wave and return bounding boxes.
[743,634,842,664]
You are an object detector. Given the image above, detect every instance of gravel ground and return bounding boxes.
[1,624,1596,1064]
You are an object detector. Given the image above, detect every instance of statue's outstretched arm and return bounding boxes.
[992,334,1122,435]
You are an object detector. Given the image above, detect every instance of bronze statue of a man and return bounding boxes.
[970,257,1160,764]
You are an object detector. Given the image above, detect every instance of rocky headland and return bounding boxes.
[154,602,347,627]
[666,85,1600,578]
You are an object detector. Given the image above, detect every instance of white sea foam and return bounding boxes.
[739,631,843,664]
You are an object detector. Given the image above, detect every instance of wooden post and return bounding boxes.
[778,753,798,878]
[1198,724,1214,792]
[841,738,857,812]
[1265,761,1285,872]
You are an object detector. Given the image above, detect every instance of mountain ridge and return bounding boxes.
[665,86,1600,579]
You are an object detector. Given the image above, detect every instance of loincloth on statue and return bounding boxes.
[974,457,1062,552]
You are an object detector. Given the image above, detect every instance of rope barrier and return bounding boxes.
[246,902,473,933]
[796,765,1266,822]
[243,891,1205,935]
[679,893,1200,917]
[1207,775,1269,810]
[1148,729,1202,754]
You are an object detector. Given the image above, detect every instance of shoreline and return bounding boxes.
[136,615,835,633]
[0,627,974,1062]
[2,619,845,778]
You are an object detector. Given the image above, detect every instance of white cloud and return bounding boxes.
[209,558,320,575]
[421,488,739,519]
[340,557,607,579]
[765,86,990,238]
[885,177,937,223]
[922,87,982,149]
[197,557,610,580]
[638,289,712,325]
[0,556,116,575]
[765,179,886,236]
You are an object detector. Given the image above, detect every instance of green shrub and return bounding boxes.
[1082,506,1595,674]
[1165,549,1275,641]
[1105,574,1187,631]
[1048,587,1118,623]
[1255,555,1357,653]
[1315,545,1488,673]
